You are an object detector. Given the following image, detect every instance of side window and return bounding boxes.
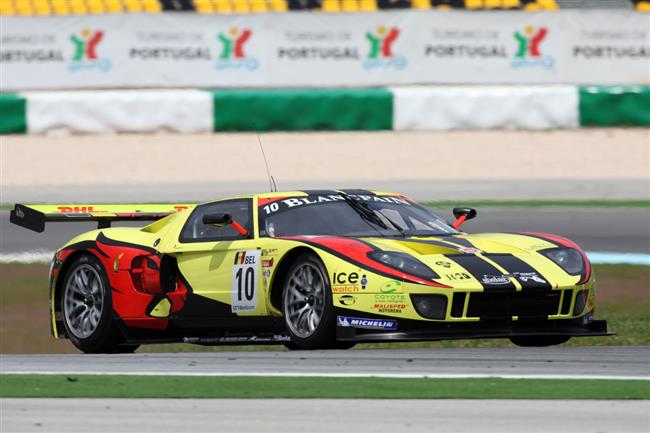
[180,199,252,243]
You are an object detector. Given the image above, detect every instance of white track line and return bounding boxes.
[1,371,648,380]
[586,252,650,266]
[0,250,53,264]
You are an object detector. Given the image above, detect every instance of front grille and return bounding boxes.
[573,290,589,316]
[451,292,466,318]
[561,289,572,315]
[467,290,561,319]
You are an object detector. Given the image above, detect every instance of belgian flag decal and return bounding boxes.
[234,251,247,265]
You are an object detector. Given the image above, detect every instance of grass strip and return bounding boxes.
[1,375,648,399]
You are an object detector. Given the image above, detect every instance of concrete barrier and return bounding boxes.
[392,86,579,131]
[0,86,648,134]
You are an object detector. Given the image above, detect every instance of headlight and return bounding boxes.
[411,294,447,320]
[542,248,584,275]
[368,251,439,280]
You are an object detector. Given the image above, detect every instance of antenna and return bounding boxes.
[256,132,276,192]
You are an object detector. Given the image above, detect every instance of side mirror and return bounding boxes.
[203,213,232,226]
[202,213,249,237]
[452,207,477,230]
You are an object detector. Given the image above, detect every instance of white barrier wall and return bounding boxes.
[4,86,591,134]
[392,86,579,130]
[1,10,649,90]
[24,90,213,134]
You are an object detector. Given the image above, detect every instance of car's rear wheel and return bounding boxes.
[282,253,339,350]
[62,254,138,354]
[509,336,571,347]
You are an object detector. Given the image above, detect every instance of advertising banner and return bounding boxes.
[1,10,648,89]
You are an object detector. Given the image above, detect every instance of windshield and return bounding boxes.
[258,194,458,238]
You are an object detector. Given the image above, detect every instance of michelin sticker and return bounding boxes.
[231,250,261,313]
[337,315,397,330]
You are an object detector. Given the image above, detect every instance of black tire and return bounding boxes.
[509,336,571,347]
[282,253,337,350]
[61,254,138,354]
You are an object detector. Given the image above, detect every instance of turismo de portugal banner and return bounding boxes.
[1,10,648,89]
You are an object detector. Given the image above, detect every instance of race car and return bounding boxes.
[10,189,609,353]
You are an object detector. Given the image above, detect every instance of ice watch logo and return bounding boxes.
[69,29,111,72]
[363,26,407,70]
[216,28,258,71]
[511,26,554,70]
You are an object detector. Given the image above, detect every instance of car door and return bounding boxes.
[173,198,266,319]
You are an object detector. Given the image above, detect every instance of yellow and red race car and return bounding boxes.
[10,189,608,353]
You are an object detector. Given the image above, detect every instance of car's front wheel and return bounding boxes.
[509,335,571,347]
[62,254,138,353]
[282,253,339,350]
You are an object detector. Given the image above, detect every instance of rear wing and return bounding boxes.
[10,203,195,233]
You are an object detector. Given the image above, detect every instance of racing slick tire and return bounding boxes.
[61,254,139,354]
[509,336,571,347]
[282,253,342,350]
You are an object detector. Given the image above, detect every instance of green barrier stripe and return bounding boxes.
[211,88,392,132]
[579,86,650,127]
[0,93,27,134]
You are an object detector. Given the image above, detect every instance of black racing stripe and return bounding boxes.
[339,189,376,196]
[62,239,110,258]
[442,236,478,249]
[97,232,157,255]
[484,254,551,290]
[299,190,339,196]
[445,254,516,291]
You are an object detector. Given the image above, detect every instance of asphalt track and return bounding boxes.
[2,398,648,433]
[2,207,649,254]
[3,346,649,379]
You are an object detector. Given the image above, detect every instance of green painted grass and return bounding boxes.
[1,375,648,399]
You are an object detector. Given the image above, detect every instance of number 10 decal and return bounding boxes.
[231,250,261,313]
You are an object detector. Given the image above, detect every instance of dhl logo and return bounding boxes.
[58,206,95,213]
[56,205,189,214]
